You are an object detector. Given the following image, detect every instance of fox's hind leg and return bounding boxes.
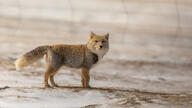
[81,67,90,88]
[49,70,59,87]
[44,65,56,88]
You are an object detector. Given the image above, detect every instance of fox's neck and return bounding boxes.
[86,46,107,60]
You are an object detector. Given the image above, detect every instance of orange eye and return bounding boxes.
[95,40,98,43]
[102,40,105,43]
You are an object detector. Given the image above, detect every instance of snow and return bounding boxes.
[0,88,106,108]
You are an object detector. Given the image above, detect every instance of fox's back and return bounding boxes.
[50,44,86,68]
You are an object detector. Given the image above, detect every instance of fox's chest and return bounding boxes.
[78,52,97,68]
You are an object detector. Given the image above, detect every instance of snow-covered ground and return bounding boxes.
[0,0,192,108]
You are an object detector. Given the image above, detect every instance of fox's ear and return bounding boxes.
[90,32,96,39]
[105,33,109,40]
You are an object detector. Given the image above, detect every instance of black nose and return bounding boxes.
[100,46,103,48]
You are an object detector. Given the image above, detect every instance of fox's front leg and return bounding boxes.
[81,67,90,88]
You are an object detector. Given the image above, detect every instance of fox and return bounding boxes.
[15,32,109,88]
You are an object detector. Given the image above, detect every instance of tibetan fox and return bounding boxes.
[15,32,109,88]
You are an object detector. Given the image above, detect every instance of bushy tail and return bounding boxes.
[15,45,51,70]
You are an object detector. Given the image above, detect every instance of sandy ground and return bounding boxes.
[0,0,192,108]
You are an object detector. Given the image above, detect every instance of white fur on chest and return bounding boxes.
[92,50,108,67]
[97,52,106,60]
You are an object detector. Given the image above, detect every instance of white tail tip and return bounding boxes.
[15,57,26,71]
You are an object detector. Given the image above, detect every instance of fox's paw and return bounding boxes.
[52,84,59,88]
[44,84,52,88]
[83,85,91,88]
[55,84,59,87]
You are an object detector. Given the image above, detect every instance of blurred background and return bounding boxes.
[0,0,192,92]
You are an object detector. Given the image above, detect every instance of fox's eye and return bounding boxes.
[95,40,98,43]
[102,40,105,43]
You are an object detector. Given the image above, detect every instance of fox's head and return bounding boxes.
[87,32,109,58]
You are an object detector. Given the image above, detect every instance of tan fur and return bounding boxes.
[15,32,109,88]
[15,45,50,70]
[81,67,90,88]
